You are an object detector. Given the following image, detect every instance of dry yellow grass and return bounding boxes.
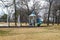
[0,24,60,40]
[0,22,29,26]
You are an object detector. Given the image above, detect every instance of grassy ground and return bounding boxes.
[0,24,60,40]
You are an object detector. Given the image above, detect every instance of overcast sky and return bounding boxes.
[0,0,49,18]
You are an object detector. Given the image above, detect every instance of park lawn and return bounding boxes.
[0,24,60,40]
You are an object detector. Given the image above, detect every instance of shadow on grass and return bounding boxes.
[0,25,52,28]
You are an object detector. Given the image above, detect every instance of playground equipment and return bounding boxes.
[37,18,43,26]
[29,11,36,26]
[29,11,43,26]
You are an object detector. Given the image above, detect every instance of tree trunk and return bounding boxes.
[57,16,59,25]
[47,0,53,26]
[14,0,17,26]
[6,8,10,27]
[47,4,51,26]
[52,13,54,25]
[17,15,20,27]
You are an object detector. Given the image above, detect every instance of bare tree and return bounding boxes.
[15,0,41,22]
[14,0,17,26]
[0,0,14,27]
[51,0,60,25]
[47,0,53,26]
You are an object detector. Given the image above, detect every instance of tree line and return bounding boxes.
[0,0,60,26]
